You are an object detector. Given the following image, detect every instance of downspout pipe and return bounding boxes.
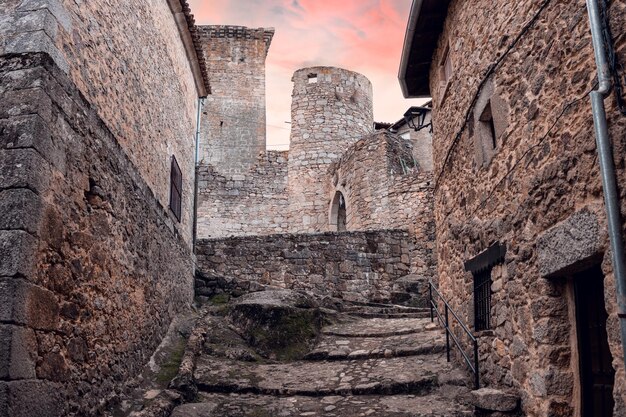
[586,0,626,366]
[192,96,206,253]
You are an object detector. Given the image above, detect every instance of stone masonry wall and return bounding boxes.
[0,0,201,244]
[196,151,289,238]
[428,0,626,415]
[196,230,411,303]
[0,53,194,417]
[330,131,436,278]
[288,66,374,233]
[198,25,273,175]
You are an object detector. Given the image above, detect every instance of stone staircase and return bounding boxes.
[169,302,474,417]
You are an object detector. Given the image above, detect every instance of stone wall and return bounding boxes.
[0,53,194,417]
[196,230,412,303]
[0,0,203,244]
[428,0,626,415]
[198,25,273,175]
[196,151,289,238]
[330,131,436,278]
[288,66,374,233]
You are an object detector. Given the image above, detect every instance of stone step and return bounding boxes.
[171,389,474,417]
[305,330,445,361]
[342,301,429,312]
[322,317,437,338]
[348,311,431,319]
[193,353,468,397]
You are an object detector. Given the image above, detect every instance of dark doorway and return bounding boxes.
[574,264,615,417]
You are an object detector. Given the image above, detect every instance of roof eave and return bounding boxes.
[398,0,424,98]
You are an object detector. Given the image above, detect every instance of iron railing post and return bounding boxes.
[429,282,434,322]
[445,304,450,362]
[474,340,480,389]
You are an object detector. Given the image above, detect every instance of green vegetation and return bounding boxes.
[156,339,186,385]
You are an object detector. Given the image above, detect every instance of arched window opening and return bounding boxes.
[330,191,347,232]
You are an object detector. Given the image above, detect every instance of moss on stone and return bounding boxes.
[156,339,187,385]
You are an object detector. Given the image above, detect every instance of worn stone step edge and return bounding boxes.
[195,375,442,397]
[348,312,431,319]
[342,300,429,311]
[322,327,429,337]
[304,341,446,361]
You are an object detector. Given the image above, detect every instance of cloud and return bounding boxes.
[188,0,422,147]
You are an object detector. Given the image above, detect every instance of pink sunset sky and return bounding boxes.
[189,0,427,149]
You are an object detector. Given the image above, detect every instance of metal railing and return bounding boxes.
[428,280,480,389]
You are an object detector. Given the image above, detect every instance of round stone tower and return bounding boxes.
[287,66,374,233]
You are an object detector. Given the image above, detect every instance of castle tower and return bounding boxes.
[197,25,274,175]
[287,66,374,233]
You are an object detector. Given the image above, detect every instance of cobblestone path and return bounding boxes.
[169,305,474,416]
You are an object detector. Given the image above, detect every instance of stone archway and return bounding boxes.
[329,191,347,232]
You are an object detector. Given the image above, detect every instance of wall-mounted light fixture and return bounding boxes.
[403,106,432,131]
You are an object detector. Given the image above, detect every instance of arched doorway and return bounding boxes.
[329,191,347,232]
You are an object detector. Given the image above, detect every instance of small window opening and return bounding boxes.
[308,73,318,84]
[479,102,497,149]
[439,46,453,84]
[169,156,182,222]
[329,191,347,232]
[473,268,492,331]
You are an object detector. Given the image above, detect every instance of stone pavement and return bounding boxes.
[166,306,474,417]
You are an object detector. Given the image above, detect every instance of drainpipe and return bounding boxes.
[192,96,206,253]
[586,0,626,366]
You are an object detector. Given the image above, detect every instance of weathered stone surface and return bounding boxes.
[0,53,195,416]
[173,391,473,417]
[228,290,322,360]
[0,380,63,417]
[425,0,626,415]
[0,230,37,277]
[0,325,37,380]
[196,230,413,303]
[470,388,520,412]
[537,209,602,277]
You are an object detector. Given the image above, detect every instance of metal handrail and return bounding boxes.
[429,280,480,389]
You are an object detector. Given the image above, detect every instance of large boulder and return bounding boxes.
[228,290,322,360]
[392,274,430,307]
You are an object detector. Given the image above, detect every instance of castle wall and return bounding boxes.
[288,67,374,233]
[196,151,289,238]
[196,230,411,303]
[427,0,626,415]
[0,0,203,244]
[330,131,435,278]
[0,53,193,416]
[197,25,273,175]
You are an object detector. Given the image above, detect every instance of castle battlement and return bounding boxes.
[198,25,274,56]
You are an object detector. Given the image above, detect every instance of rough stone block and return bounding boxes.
[0,148,51,194]
[0,324,37,380]
[537,209,602,277]
[0,278,59,330]
[0,230,37,277]
[0,189,43,235]
[0,380,64,417]
[0,114,53,157]
[17,0,72,31]
[470,387,520,412]
[0,87,52,122]
[3,31,68,74]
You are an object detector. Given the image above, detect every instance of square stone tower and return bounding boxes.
[197,25,274,175]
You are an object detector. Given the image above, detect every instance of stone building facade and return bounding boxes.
[197,25,274,175]
[400,0,626,415]
[0,1,208,415]
[195,36,434,241]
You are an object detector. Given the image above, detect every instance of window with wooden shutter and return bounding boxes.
[169,156,182,222]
